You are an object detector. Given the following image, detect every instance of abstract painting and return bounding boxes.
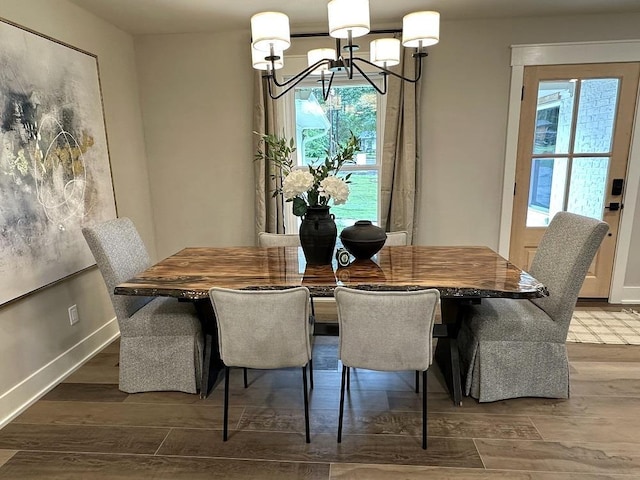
[0,19,117,305]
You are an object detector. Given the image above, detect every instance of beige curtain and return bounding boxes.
[253,72,287,237]
[379,48,422,244]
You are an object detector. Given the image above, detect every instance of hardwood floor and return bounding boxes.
[1,310,640,478]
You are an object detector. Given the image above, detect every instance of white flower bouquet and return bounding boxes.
[255,131,360,216]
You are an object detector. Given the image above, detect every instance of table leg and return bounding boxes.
[194,299,223,398]
[434,299,465,406]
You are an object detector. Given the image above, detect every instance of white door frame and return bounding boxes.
[498,40,640,303]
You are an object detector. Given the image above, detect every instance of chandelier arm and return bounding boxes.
[321,71,336,101]
[352,55,424,83]
[270,59,331,88]
[263,57,334,100]
[350,61,387,95]
[265,73,301,100]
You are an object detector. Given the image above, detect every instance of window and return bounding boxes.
[285,82,382,234]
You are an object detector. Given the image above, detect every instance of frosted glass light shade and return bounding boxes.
[328,0,370,39]
[251,12,291,52]
[252,46,284,71]
[369,38,400,67]
[307,48,336,75]
[402,11,439,47]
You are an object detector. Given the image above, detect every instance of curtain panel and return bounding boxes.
[253,72,286,238]
[380,48,422,244]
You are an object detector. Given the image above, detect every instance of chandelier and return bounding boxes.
[250,0,440,100]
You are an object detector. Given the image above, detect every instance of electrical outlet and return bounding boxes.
[68,305,79,326]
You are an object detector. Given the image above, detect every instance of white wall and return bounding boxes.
[0,0,153,425]
[135,31,256,257]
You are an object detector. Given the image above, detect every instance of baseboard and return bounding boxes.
[620,286,640,304]
[0,318,120,429]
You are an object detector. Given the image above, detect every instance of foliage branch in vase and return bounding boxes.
[254,131,361,217]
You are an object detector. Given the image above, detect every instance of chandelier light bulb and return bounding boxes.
[307,48,336,75]
[369,38,401,67]
[402,11,440,48]
[328,0,370,39]
[252,45,284,71]
[251,12,291,53]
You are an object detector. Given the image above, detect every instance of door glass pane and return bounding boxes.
[567,157,609,220]
[534,80,576,155]
[526,158,568,227]
[574,79,620,154]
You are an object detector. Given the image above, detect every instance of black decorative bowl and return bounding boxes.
[340,220,387,260]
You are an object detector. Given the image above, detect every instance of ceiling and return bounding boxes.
[68,0,640,36]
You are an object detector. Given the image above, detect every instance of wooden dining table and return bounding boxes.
[115,245,547,403]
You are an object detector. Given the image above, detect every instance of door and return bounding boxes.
[510,63,640,298]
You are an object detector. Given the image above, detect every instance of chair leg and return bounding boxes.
[243,367,248,388]
[422,369,428,450]
[338,365,348,443]
[346,366,351,391]
[302,365,310,443]
[415,370,420,393]
[223,366,230,441]
[309,358,314,389]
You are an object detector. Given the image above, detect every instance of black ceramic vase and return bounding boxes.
[299,206,337,265]
[340,220,387,260]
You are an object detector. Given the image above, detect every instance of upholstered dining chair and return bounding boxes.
[82,217,204,394]
[209,287,313,443]
[384,231,409,246]
[258,231,315,386]
[334,287,440,449]
[457,211,609,403]
[258,231,301,247]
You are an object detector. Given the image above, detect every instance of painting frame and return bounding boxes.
[0,17,118,306]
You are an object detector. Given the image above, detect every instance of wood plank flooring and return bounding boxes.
[1,307,640,479]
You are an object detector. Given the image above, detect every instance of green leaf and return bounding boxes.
[292,197,308,217]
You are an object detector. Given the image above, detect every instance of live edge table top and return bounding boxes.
[114,246,547,301]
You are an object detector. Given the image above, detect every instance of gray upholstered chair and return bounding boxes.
[457,211,609,403]
[258,231,301,247]
[209,287,313,443]
[384,231,409,246]
[258,231,315,386]
[82,217,204,394]
[334,287,440,449]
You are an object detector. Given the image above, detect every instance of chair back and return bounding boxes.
[209,287,311,369]
[258,232,301,247]
[384,231,409,246]
[82,218,153,321]
[529,212,608,328]
[334,287,440,372]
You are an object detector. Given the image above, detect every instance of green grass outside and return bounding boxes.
[331,170,379,233]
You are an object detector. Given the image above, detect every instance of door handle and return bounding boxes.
[605,202,622,211]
